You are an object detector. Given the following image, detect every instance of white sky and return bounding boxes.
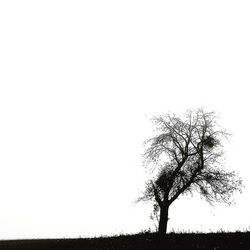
[0,0,250,239]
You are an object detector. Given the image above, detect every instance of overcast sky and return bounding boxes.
[0,1,250,239]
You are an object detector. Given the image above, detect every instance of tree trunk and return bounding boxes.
[158,205,169,236]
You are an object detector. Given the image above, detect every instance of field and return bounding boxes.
[0,232,250,250]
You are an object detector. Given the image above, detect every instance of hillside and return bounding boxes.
[0,232,250,250]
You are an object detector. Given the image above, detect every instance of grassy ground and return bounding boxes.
[0,232,250,249]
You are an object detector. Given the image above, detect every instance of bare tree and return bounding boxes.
[138,109,242,236]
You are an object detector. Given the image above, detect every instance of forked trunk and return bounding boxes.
[158,205,169,236]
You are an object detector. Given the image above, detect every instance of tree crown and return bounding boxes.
[139,109,242,207]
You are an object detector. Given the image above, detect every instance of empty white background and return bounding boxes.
[0,0,250,239]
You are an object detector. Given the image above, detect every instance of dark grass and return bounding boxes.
[0,232,250,250]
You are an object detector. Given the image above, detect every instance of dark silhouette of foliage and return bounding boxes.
[138,109,242,235]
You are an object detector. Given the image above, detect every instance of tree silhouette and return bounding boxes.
[138,109,242,236]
